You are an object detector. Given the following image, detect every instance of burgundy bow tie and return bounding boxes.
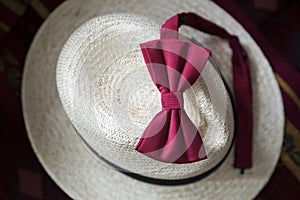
[135,39,210,163]
[136,12,253,169]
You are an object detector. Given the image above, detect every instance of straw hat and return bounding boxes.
[22,0,284,199]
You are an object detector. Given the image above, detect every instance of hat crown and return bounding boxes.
[56,13,234,180]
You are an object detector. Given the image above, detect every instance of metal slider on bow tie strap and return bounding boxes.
[135,38,210,164]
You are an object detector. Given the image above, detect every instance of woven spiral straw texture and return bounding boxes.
[22,0,284,199]
[56,13,234,180]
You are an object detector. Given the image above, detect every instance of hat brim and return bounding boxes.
[22,0,284,199]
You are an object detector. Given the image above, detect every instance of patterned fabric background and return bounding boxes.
[0,0,299,199]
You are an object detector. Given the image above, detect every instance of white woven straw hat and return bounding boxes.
[22,0,284,199]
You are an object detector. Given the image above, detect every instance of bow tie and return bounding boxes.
[135,39,210,163]
[136,12,253,170]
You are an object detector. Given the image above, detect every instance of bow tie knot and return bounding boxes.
[161,92,183,110]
